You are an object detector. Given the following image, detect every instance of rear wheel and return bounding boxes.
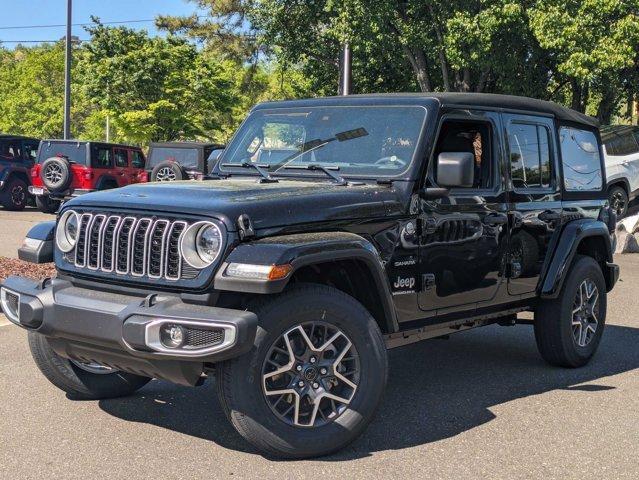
[608,185,628,218]
[217,284,388,458]
[28,332,151,399]
[534,255,606,368]
[1,177,28,210]
[35,194,61,214]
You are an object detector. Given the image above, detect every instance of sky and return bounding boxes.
[0,0,205,46]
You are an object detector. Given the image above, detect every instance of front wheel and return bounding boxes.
[608,185,628,218]
[28,332,151,399]
[217,284,388,459]
[534,255,607,368]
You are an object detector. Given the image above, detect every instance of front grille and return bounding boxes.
[72,213,192,281]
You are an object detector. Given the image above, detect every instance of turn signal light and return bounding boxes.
[225,263,293,281]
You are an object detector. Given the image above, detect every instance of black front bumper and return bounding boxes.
[1,276,257,386]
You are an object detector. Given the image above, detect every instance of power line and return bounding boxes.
[0,39,88,43]
[0,16,211,31]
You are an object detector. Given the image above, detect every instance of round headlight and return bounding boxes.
[56,210,80,253]
[180,221,223,269]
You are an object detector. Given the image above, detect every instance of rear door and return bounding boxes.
[113,147,130,187]
[129,149,146,183]
[503,113,562,295]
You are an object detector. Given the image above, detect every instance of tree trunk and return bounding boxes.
[401,45,432,92]
[570,79,585,113]
[596,83,617,125]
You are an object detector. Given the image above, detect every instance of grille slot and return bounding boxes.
[71,213,194,281]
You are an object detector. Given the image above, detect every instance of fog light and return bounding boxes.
[159,324,185,349]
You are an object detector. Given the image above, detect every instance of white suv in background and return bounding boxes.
[601,125,639,217]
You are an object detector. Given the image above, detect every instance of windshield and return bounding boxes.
[220,106,427,177]
[37,142,87,165]
[149,147,199,169]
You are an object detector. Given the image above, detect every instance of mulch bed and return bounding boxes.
[0,256,56,284]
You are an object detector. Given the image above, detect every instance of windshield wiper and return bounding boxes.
[284,164,347,186]
[221,162,278,183]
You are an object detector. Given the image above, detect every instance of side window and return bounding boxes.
[432,120,493,189]
[0,141,21,161]
[131,151,145,169]
[605,133,639,156]
[114,149,128,168]
[507,123,552,189]
[94,147,112,168]
[24,142,38,163]
[559,127,603,191]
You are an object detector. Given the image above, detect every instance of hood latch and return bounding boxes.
[238,214,255,240]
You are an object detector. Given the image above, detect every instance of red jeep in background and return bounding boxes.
[30,140,147,213]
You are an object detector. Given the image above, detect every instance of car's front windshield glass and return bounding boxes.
[220,105,427,178]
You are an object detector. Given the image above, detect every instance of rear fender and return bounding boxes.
[539,219,617,298]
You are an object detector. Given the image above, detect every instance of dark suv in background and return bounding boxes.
[147,141,224,181]
[30,140,147,213]
[0,134,40,210]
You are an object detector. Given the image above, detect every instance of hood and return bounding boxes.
[66,178,408,231]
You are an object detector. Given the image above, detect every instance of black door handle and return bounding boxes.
[484,213,508,225]
[538,210,561,222]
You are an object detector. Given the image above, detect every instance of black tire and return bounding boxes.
[151,161,185,182]
[1,177,28,210]
[510,230,540,275]
[534,255,607,368]
[41,156,72,192]
[217,284,388,459]
[35,194,61,214]
[28,332,151,400]
[608,185,628,218]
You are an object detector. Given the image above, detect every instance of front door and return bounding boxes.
[504,113,562,295]
[417,110,510,315]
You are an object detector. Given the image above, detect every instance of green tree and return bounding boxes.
[78,20,238,143]
[0,42,91,138]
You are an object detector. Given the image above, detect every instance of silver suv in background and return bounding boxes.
[601,125,639,217]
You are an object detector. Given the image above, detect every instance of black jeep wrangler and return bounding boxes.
[2,94,619,459]
[0,134,40,210]
[147,141,225,182]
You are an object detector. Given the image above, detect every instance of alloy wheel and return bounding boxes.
[156,167,177,181]
[10,185,25,206]
[44,164,63,184]
[571,279,599,347]
[610,190,626,217]
[261,322,360,428]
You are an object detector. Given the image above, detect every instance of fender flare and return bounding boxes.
[214,232,399,332]
[17,221,56,264]
[539,219,615,298]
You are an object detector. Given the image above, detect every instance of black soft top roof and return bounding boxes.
[258,92,599,129]
[40,139,142,149]
[149,141,224,149]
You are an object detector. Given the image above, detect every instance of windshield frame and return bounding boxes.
[216,103,429,181]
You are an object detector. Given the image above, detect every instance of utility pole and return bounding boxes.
[63,0,72,139]
[338,43,352,96]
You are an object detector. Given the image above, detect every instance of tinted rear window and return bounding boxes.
[38,142,87,165]
[148,147,198,169]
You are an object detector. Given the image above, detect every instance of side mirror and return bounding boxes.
[207,148,225,173]
[436,152,474,188]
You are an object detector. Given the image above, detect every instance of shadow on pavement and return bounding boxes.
[98,323,639,459]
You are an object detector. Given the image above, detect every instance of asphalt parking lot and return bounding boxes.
[0,208,55,258]
[0,213,638,479]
